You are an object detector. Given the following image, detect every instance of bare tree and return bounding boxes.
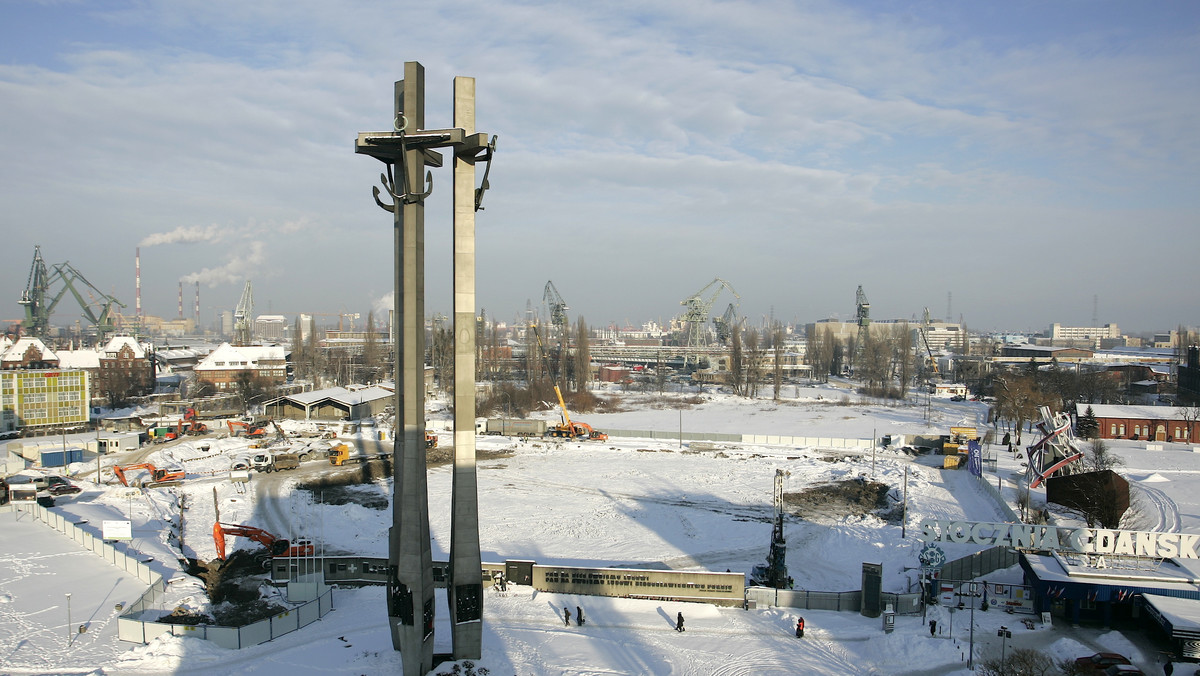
[974,648,1057,676]
[893,322,914,398]
[744,327,764,398]
[772,324,785,401]
[573,317,591,393]
[728,328,744,396]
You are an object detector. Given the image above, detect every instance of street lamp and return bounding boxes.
[65,593,72,646]
[997,625,1012,670]
[967,581,980,670]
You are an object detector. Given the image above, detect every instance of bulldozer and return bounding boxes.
[112,463,185,487]
[212,522,314,567]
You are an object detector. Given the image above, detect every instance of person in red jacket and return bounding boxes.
[796,617,805,638]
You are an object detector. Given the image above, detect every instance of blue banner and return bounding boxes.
[967,439,982,476]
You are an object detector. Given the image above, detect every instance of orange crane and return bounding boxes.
[531,322,607,441]
[212,522,314,563]
[112,463,185,487]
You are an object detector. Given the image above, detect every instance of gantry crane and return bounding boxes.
[18,246,126,338]
[714,303,739,345]
[233,280,253,346]
[920,307,940,378]
[680,278,739,363]
[855,285,870,351]
[542,281,569,342]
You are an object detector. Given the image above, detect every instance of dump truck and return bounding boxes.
[249,451,303,473]
[480,418,548,436]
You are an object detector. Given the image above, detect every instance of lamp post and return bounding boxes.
[65,593,72,646]
[997,625,1011,671]
[968,581,979,670]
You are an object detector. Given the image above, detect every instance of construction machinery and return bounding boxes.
[212,522,314,565]
[227,420,268,438]
[919,307,940,378]
[714,303,739,345]
[679,278,739,364]
[545,386,608,441]
[112,463,186,488]
[530,322,607,441]
[17,245,126,338]
[752,469,790,588]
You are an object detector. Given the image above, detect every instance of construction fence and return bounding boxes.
[0,500,336,649]
[601,428,873,449]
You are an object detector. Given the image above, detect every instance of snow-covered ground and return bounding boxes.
[2,382,1195,674]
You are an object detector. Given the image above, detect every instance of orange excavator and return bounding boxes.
[112,463,186,487]
[212,522,314,566]
[227,420,268,438]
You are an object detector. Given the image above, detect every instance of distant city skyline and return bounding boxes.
[2,2,1198,335]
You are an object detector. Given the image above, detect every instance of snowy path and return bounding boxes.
[1132,482,1181,533]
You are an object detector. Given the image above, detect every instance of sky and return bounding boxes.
[1,0,1198,336]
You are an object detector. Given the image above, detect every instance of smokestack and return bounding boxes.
[178,282,184,320]
[135,247,142,322]
[194,282,200,323]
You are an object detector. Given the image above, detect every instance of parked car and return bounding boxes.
[41,476,81,496]
[1075,653,1131,673]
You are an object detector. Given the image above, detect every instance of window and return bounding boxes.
[1119,424,1126,436]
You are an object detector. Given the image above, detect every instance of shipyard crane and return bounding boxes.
[920,307,940,378]
[232,281,253,346]
[18,246,126,338]
[855,285,870,348]
[542,281,569,342]
[680,278,739,363]
[714,303,739,345]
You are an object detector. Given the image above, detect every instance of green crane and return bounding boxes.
[18,246,125,338]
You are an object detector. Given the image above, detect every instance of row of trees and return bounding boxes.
[804,323,918,399]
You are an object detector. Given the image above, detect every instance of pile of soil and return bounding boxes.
[783,478,899,524]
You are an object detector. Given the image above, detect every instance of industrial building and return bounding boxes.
[1076,403,1198,444]
[193,343,288,391]
[0,368,90,435]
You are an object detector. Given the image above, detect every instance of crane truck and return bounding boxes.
[112,463,185,487]
[546,385,608,441]
[212,522,314,567]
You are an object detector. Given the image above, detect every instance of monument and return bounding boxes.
[355,61,496,674]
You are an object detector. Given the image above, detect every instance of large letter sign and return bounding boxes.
[917,519,1200,559]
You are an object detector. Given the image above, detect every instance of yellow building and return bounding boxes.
[0,369,91,433]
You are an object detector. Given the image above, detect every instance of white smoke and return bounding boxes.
[179,241,266,286]
[140,224,225,247]
[373,291,394,317]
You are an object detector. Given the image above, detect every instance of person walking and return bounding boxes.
[563,607,571,626]
[929,619,937,637]
[676,612,685,632]
[1164,658,1174,676]
[577,606,585,626]
[795,617,805,638]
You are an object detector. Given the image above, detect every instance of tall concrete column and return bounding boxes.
[448,75,483,658]
[389,63,435,676]
[357,60,494,672]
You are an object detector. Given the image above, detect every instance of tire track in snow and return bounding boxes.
[1133,482,1180,533]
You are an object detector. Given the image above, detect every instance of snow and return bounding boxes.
[2,384,1195,674]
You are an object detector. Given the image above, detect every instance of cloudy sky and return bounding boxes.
[2,1,1197,336]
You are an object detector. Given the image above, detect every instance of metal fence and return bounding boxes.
[745,587,925,615]
[939,546,1020,583]
[1,501,336,649]
[601,428,873,449]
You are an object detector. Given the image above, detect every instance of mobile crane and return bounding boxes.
[530,322,607,441]
[112,463,186,487]
[212,522,314,565]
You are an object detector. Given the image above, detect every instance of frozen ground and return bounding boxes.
[2,382,1195,674]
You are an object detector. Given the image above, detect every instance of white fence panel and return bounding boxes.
[271,610,300,639]
[241,618,272,647]
[206,626,242,650]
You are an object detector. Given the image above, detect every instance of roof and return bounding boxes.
[0,337,58,364]
[1142,593,1200,634]
[1077,403,1197,420]
[100,335,146,358]
[195,343,287,371]
[56,349,101,369]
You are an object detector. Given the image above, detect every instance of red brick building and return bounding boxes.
[1076,403,1199,443]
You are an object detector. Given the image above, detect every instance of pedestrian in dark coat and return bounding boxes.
[929,619,937,637]
[1164,659,1174,676]
[564,607,571,626]
[795,617,805,638]
[577,606,585,626]
[676,612,685,632]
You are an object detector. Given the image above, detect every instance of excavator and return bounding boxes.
[112,463,185,487]
[227,420,268,438]
[212,522,314,566]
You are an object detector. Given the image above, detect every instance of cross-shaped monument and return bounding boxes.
[355,60,495,675]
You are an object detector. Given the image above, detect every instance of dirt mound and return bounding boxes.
[783,478,896,524]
